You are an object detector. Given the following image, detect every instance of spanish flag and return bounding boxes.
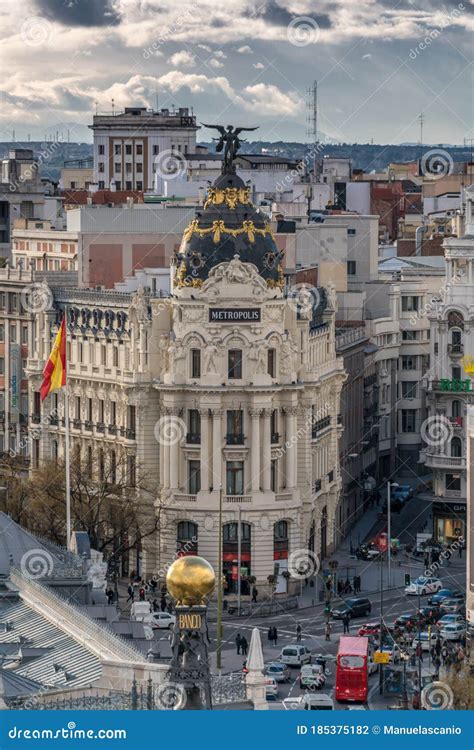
[40,317,67,401]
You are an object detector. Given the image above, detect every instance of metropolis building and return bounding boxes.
[27,166,345,591]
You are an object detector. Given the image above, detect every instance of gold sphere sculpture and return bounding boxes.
[166,556,216,606]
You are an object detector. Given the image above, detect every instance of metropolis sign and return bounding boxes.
[209,308,261,323]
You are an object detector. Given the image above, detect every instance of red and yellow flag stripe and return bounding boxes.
[40,317,67,401]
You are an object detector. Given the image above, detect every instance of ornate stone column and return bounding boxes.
[262,408,272,491]
[169,408,182,491]
[200,408,210,492]
[285,406,298,489]
[250,408,262,492]
[211,409,222,491]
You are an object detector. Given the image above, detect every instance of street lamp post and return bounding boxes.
[216,485,223,672]
[378,551,384,695]
[387,481,399,587]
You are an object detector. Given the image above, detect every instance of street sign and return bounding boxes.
[374,651,390,664]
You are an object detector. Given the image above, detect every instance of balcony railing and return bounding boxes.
[311,416,331,438]
[108,425,117,435]
[84,420,93,431]
[72,419,82,429]
[224,495,252,503]
[226,434,245,445]
[96,422,105,433]
[186,432,201,445]
[424,453,466,470]
[448,343,463,356]
[172,493,197,503]
[31,414,41,424]
[271,432,280,444]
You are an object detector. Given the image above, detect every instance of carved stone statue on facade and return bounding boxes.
[129,286,150,324]
[203,341,220,374]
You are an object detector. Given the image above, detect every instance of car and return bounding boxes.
[331,597,371,619]
[436,614,465,630]
[393,613,420,631]
[265,662,291,683]
[427,588,461,605]
[439,623,466,641]
[418,606,442,625]
[265,677,278,699]
[405,577,442,596]
[439,598,465,615]
[393,485,413,502]
[299,664,325,690]
[279,645,311,667]
[282,694,334,711]
[379,641,401,663]
[144,612,176,629]
[411,632,433,652]
[358,622,384,637]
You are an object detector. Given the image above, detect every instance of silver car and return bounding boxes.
[265,662,291,683]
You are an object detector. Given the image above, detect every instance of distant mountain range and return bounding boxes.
[0,140,471,183]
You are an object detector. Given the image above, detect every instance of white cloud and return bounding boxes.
[237,45,253,53]
[208,58,224,68]
[169,50,196,67]
[213,50,227,59]
[242,84,302,116]
[253,62,265,69]
[197,44,211,52]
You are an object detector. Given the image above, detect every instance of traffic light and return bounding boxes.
[405,574,411,586]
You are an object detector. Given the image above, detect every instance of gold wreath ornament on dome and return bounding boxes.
[181,218,275,246]
[204,186,251,210]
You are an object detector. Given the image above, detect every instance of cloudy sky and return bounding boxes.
[1,0,472,144]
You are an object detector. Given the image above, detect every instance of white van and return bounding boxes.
[282,694,334,711]
[130,601,151,621]
[279,644,311,667]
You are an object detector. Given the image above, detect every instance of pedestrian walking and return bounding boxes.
[342,612,350,634]
[236,634,242,655]
[435,637,442,658]
[352,576,358,594]
[139,586,145,601]
[458,544,463,559]
[272,627,278,646]
[416,643,423,663]
[241,636,248,656]
[160,596,167,612]
[166,601,173,614]
[296,624,302,643]
[251,587,258,603]
[126,584,134,603]
[152,598,159,612]
[268,626,273,643]
[325,621,331,641]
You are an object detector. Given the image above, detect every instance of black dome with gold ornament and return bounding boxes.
[174,171,284,289]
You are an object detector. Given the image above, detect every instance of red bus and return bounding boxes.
[335,636,368,703]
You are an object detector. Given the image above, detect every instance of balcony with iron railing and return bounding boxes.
[448,343,464,356]
[311,416,331,439]
[423,452,466,470]
[226,433,245,445]
[186,432,201,445]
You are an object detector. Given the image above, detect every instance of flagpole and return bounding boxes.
[64,307,71,547]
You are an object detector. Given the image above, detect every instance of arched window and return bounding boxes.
[447,311,464,329]
[452,400,461,418]
[177,521,198,555]
[451,329,462,346]
[273,520,289,560]
[450,437,462,458]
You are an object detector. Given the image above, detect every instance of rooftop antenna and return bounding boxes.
[155,83,158,112]
[94,100,98,115]
[111,98,115,115]
[306,80,318,145]
[418,112,424,160]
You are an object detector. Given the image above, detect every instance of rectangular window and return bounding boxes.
[101,345,107,366]
[98,399,104,423]
[136,144,143,155]
[33,391,41,417]
[127,405,136,432]
[226,410,244,444]
[401,296,419,312]
[228,349,242,379]
[21,325,28,344]
[267,348,276,377]
[9,324,16,343]
[226,461,244,495]
[125,144,132,155]
[271,459,277,492]
[98,144,105,155]
[446,473,461,492]
[74,396,81,420]
[115,163,121,174]
[402,330,419,340]
[128,455,136,487]
[401,381,417,399]
[136,163,143,173]
[98,163,104,172]
[126,181,132,190]
[125,162,132,174]
[347,228,356,236]
[271,409,279,442]
[113,347,119,367]
[191,349,201,378]
[114,144,121,155]
[188,460,201,494]
[452,366,461,380]
[401,355,417,370]
[87,398,93,422]
[0,357,5,375]
[0,325,4,341]
[347,260,356,275]
[401,409,417,433]
[152,145,159,155]
[188,409,201,443]
[110,401,116,426]
[136,181,142,191]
